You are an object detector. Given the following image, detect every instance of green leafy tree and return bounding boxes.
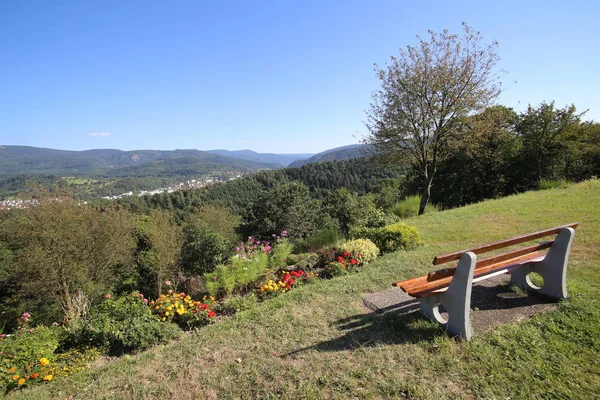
[133,210,182,298]
[241,182,323,240]
[181,220,229,276]
[365,23,502,214]
[517,102,585,184]
[5,199,135,322]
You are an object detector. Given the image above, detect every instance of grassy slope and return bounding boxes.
[14,180,600,399]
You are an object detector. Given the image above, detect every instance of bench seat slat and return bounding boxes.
[432,222,578,265]
[406,251,547,298]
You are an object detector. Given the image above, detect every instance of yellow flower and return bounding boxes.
[161,317,166,321]
[165,311,170,316]
[18,378,26,385]
[209,296,215,301]
[12,375,19,381]
[43,375,53,382]
[39,358,50,367]
[8,367,16,373]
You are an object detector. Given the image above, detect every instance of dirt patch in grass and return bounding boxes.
[362,274,559,337]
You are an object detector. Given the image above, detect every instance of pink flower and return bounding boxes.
[281,230,288,237]
[263,245,272,252]
[139,293,144,299]
[167,289,173,294]
[165,280,171,286]
[213,275,218,281]
[104,294,112,299]
[143,298,148,304]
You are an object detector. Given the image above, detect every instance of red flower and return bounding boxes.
[207,310,216,318]
[343,251,351,257]
[200,303,209,310]
[336,256,344,262]
[350,259,359,265]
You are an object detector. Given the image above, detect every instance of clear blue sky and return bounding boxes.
[1,0,598,154]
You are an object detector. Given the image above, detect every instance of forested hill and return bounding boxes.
[118,157,407,218]
[288,144,373,167]
[205,149,313,167]
[0,145,277,176]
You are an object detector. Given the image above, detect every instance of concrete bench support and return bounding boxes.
[419,252,477,340]
[509,227,575,299]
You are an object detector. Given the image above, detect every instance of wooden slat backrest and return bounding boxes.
[426,241,553,281]
[432,222,579,266]
[407,251,547,297]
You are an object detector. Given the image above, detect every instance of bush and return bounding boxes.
[376,223,422,253]
[286,253,320,270]
[391,195,439,219]
[61,293,181,355]
[293,229,341,253]
[338,239,379,264]
[204,235,291,297]
[351,223,421,253]
[0,324,98,394]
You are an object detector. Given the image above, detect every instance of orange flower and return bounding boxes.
[8,367,16,373]
[12,375,19,381]
[18,378,26,385]
[32,373,39,379]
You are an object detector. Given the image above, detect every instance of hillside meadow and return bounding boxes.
[12,179,600,399]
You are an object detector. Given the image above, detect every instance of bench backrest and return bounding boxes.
[432,222,579,266]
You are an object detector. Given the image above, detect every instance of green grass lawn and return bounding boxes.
[13,180,600,399]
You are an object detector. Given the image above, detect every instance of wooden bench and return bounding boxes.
[393,223,578,340]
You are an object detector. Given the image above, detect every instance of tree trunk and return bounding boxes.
[418,177,433,215]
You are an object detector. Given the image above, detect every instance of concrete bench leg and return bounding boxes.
[419,251,477,340]
[509,227,575,300]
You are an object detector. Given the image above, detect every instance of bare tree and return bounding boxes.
[365,23,502,214]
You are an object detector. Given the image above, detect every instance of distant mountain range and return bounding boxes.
[205,150,313,167]
[0,144,373,199]
[0,146,277,177]
[287,144,373,168]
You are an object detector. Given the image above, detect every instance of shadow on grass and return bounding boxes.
[286,283,557,356]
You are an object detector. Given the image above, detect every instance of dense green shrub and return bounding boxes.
[391,195,439,219]
[61,293,180,355]
[286,253,320,270]
[338,239,379,264]
[293,228,341,253]
[181,219,229,276]
[351,223,421,253]
[377,223,422,252]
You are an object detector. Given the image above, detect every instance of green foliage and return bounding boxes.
[286,253,320,271]
[293,228,341,253]
[351,223,421,253]
[391,195,439,219]
[0,199,136,324]
[338,239,379,263]
[241,182,323,240]
[133,210,182,299]
[0,326,59,378]
[181,219,229,276]
[269,239,292,268]
[204,245,271,297]
[218,293,258,315]
[60,293,180,355]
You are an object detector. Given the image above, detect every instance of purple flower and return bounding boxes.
[281,230,288,237]
[263,245,272,252]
